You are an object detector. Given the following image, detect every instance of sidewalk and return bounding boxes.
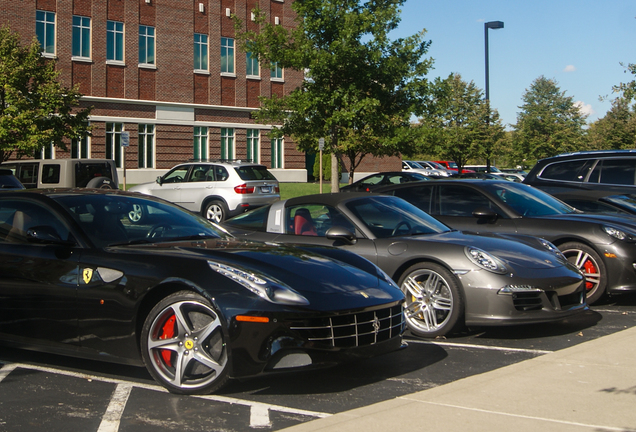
[281,326,636,432]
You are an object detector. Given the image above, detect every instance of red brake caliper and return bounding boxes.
[583,259,597,290]
[159,315,176,367]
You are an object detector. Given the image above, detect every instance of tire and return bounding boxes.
[127,203,146,224]
[559,242,607,304]
[140,291,230,395]
[86,176,116,189]
[204,200,228,223]
[397,262,464,338]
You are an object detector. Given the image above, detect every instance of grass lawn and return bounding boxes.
[279,182,347,200]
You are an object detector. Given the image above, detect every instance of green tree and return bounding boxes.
[512,76,587,161]
[418,74,501,172]
[234,0,432,190]
[587,96,636,150]
[0,25,91,161]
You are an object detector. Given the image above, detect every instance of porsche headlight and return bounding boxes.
[208,261,309,306]
[465,247,509,274]
[539,238,567,263]
[603,225,636,242]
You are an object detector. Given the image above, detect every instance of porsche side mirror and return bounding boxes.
[472,206,498,222]
[156,176,163,185]
[326,226,357,245]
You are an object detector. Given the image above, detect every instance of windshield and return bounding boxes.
[345,196,451,238]
[603,195,636,213]
[480,182,576,216]
[53,193,226,247]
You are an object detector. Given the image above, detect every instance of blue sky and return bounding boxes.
[392,0,636,128]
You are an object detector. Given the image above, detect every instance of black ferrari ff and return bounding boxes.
[376,179,636,304]
[0,189,405,394]
[222,193,586,338]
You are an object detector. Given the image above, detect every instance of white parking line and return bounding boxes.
[0,360,331,429]
[97,384,133,432]
[404,338,553,355]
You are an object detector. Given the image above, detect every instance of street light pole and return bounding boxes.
[484,20,503,172]
[484,21,503,101]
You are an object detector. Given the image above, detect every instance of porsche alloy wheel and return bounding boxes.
[398,263,463,338]
[141,291,229,394]
[560,242,606,304]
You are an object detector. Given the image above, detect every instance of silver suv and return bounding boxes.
[129,160,280,222]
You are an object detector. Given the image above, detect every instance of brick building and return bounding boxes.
[0,0,400,184]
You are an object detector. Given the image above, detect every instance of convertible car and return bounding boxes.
[0,189,405,394]
[222,193,587,338]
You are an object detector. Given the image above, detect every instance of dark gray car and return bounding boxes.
[222,193,586,338]
[376,179,636,304]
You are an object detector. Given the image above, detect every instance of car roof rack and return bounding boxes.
[187,158,256,163]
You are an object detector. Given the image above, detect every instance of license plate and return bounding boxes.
[260,186,272,193]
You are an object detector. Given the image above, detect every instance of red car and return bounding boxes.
[433,161,475,173]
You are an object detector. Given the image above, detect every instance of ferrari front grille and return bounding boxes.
[290,305,404,348]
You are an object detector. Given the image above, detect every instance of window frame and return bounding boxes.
[72,15,91,60]
[220,128,235,160]
[36,10,56,57]
[271,137,283,169]
[106,20,124,64]
[194,33,209,72]
[138,124,155,169]
[220,37,235,75]
[270,62,283,81]
[139,25,156,67]
[246,129,260,163]
[246,50,260,78]
[193,127,208,160]
[105,123,124,168]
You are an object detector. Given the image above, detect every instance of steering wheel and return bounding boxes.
[147,223,173,239]
[391,221,412,237]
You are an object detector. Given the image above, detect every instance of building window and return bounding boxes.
[71,135,90,158]
[221,128,234,160]
[194,127,208,160]
[246,51,259,77]
[221,37,234,74]
[72,16,91,59]
[246,129,259,163]
[271,137,283,168]
[36,10,55,55]
[106,123,123,168]
[271,62,283,80]
[139,25,155,65]
[138,124,154,168]
[107,21,124,62]
[194,33,208,71]
[35,143,55,159]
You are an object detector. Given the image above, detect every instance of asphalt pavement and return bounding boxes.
[279,325,636,432]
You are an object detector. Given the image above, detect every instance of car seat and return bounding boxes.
[294,208,317,236]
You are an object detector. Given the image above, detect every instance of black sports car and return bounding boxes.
[340,172,430,193]
[0,189,405,394]
[376,179,636,304]
[222,193,586,338]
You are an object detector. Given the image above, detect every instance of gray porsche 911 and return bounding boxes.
[222,193,587,338]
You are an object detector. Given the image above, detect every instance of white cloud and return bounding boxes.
[564,65,576,72]
[574,101,595,117]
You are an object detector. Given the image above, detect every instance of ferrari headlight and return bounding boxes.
[465,247,508,274]
[208,261,309,306]
[603,225,636,242]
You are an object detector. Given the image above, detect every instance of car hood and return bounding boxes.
[405,230,567,270]
[119,238,403,308]
[535,213,636,228]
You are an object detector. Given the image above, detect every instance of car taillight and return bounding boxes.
[275,186,280,193]
[234,184,255,194]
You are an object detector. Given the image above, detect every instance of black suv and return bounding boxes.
[523,150,636,196]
